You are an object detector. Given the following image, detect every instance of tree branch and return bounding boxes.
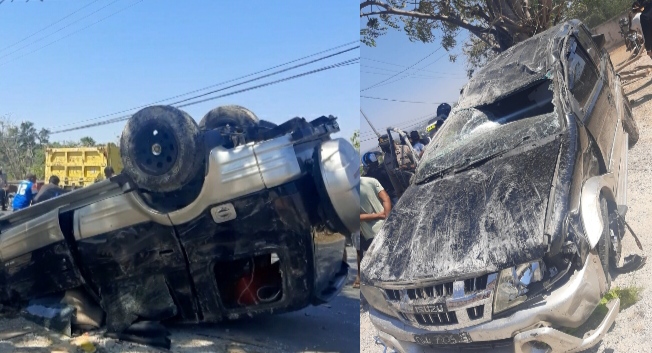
[361,1,495,36]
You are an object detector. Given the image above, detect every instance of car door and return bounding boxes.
[566,34,617,168]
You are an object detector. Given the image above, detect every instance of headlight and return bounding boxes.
[493,260,546,314]
[361,284,396,318]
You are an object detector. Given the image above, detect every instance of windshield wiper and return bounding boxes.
[417,157,471,184]
[454,135,532,175]
[417,135,534,185]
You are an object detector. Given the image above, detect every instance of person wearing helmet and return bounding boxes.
[362,151,397,204]
[426,103,452,139]
[377,134,407,198]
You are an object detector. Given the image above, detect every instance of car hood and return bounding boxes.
[361,137,561,285]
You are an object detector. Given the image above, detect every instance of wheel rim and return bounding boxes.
[133,122,179,176]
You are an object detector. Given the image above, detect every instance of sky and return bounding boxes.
[360,20,472,153]
[0,0,359,144]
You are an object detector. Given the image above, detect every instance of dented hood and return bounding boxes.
[361,137,561,284]
[456,21,571,111]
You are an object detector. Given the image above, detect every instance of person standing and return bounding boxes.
[637,0,652,59]
[32,175,65,204]
[0,169,7,211]
[356,176,392,288]
[409,131,425,158]
[362,152,397,205]
[12,174,37,211]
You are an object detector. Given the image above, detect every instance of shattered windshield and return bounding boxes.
[415,79,563,184]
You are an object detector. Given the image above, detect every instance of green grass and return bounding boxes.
[563,286,642,336]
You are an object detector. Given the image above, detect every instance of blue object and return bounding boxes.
[12,180,34,211]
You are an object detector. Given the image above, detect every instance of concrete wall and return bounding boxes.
[591,11,629,50]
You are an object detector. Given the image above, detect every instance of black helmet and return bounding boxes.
[437,103,452,119]
[362,152,379,167]
[410,130,420,141]
[378,134,390,152]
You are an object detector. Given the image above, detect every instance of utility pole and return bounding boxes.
[360,109,381,138]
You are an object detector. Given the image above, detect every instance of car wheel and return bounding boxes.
[598,197,612,290]
[120,105,203,193]
[199,105,260,131]
[623,95,639,148]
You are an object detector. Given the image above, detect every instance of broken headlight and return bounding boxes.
[361,285,396,318]
[493,260,546,314]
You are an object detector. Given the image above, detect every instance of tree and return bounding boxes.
[361,0,566,76]
[79,136,96,147]
[566,0,631,28]
[350,130,360,152]
[0,116,50,180]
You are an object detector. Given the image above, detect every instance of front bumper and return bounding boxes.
[370,252,618,353]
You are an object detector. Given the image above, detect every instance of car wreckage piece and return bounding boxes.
[361,20,640,353]
[0,105,359,345]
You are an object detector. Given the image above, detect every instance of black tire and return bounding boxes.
[598,197,612,290]
[120,105,203,193]
[199,105,260,131]
[623,94,639,148]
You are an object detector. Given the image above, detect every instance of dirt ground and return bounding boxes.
[0,246,359,353]
[360,44,652,352]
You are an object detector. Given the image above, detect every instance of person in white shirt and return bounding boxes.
[409,131,425,158]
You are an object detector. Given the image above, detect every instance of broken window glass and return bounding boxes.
[415,80,562,184]
[568,39,599,108]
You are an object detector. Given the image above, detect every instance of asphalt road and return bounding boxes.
[0,246,361,353]
[164,246,361,353]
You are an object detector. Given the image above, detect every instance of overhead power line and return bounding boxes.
[0,0,144,67]
[0,0,103,54]
[359,115,435,140]
[50,58,359,134]
[50,41,359,129]
[361,63,463,77]
[359,111,441,138]
[362,70,461,80]
[363,51,450,91]
[360,47,441,92]
[361,95,445,105]
[0,0,123,61]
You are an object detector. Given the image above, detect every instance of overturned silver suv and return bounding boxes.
[0,105,359,341]
[361,20,639,353]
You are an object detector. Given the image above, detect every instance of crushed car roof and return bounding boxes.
[457,20,577,111]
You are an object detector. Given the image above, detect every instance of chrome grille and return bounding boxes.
[385,274,489,301]
[466,305,485,320]
[382,273,496,330]
[412,311,458,326]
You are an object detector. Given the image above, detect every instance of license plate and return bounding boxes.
[414,332,473,345]
[413,303,446,313]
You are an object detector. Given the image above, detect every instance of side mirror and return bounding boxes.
[592,33,606,51]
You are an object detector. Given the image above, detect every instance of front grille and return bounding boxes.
[384,274,489,301]
[467,305,484,320]
[383,274,494,328]
[412,311,458,326]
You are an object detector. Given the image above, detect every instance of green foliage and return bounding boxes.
[563,286,641,336]
[350,130,361,152]
[567,0,631,28]
[79,136,97,147]
[0,118,50,180]
[361,0,629,77]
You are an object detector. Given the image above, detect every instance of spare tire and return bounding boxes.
[120,106,203,193]
[199,105,260,131]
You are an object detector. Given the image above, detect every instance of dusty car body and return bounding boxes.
[361,20,639,353]
[0,105,359,336]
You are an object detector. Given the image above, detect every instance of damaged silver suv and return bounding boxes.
[0,105,359,342]
[361,20,639,353]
